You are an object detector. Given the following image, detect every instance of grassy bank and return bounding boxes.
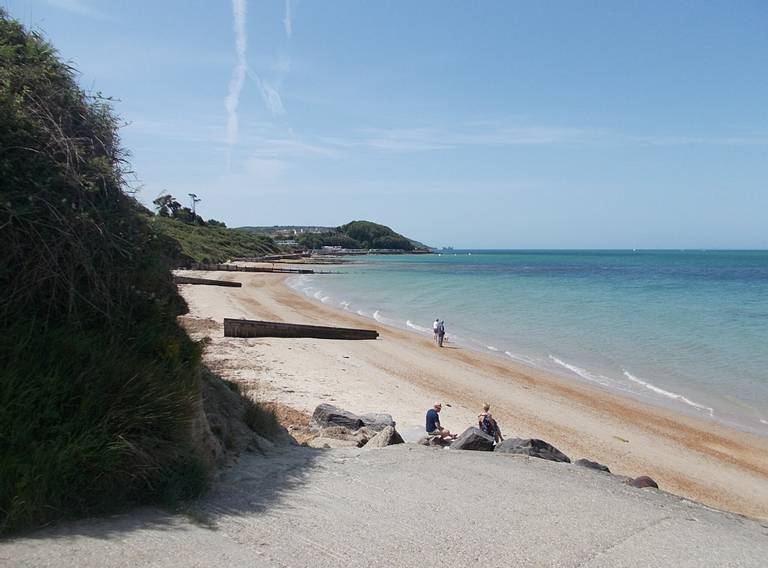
[0,10,280,533]
[152,217,280,264]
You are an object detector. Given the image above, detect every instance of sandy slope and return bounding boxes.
[178,269,768,520]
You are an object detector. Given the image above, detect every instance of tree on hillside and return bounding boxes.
[153,194,181,217]
[152,193,205,225]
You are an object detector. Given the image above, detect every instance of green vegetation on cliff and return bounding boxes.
[151,216,279,264]
[0,11,210,532]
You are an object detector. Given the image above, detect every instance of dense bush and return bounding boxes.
[0,10,206,532]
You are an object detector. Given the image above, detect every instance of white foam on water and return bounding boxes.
[320,296,331,303]
[758,419,767,425]
[356,309,367,317]
[313,290,323,299]
[373,310,387,323]
[505,351,537,366]
[623,370,715,417]
[406,320,431,333]
[548,355,613,388]
[339,301,351,311]
[486,345,499,352]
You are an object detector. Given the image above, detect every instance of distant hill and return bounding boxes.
[239,220,429,251]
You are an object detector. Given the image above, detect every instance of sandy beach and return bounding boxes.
[178,267,768,520]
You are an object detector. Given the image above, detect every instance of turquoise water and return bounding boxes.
[287,251,768,435]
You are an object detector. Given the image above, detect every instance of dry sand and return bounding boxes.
[178,268,768,520]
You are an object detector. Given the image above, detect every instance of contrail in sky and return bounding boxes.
[246,67,285,115]
[283,0,292,39]
[225,0,247,150]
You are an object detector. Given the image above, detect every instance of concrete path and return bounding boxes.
[3,445,767,567]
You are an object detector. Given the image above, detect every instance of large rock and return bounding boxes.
[360,412,396,431]
[365,426,405,448]
[311,403,364,430]
[628,475,659,489]
[495,438,571,463]
[451,427,495,451]
[318,425,378,447]
[574,458,611,473]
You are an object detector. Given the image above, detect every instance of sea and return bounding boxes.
[286,250,768,436]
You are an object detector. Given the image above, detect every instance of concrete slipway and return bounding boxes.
[3,444,767,567]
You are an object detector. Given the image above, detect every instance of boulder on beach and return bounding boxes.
[360,412,396,431]
[311,403,364,430]
[365,425,405,448]
[574,458,611,473]
[451,427,495,451]
[628,475,659,489]
[318,425,377,447]
[495,438,571,463]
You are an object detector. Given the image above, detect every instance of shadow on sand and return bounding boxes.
[15,445,326,541]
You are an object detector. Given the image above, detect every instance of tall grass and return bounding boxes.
[0,314,207,532]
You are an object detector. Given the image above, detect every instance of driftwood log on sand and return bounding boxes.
[174,275,242,287]
[223,318,379,340]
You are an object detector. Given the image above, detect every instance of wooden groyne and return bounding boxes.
[179,263,316,274]
[173,275,242,287]
[232,253,309,262]
[224,318,379,340]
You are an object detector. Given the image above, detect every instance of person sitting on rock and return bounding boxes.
[478,403,503,443]
[426,402,455,440]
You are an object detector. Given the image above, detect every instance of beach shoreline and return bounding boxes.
[286,268,768,438]
[177,267,768,520]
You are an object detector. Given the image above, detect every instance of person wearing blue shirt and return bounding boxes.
[425,402,455,440]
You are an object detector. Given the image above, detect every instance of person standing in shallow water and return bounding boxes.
[433,318,440,342]
[437,320,446,347]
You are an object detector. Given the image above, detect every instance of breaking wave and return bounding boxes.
[623,370,715,417]
[406,320,431,333]
[548,355,615,388]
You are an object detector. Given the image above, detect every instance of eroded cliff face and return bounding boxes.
[190,368,295,473]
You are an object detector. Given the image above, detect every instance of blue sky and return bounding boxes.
[5,0,768,248]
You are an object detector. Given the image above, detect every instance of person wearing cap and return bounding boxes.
[425,402,455,439]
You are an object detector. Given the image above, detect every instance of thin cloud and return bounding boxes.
[225,0,248,148]
[246,67,285,115]
[283,0,293,39]
[628,134,768,146]
[318,124,604,152]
